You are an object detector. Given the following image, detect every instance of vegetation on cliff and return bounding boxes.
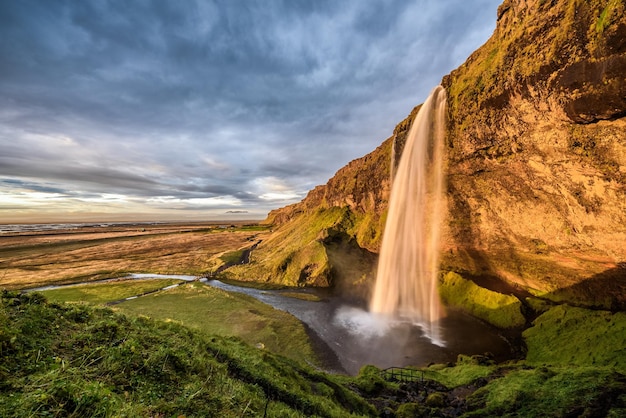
[439,272,526,329]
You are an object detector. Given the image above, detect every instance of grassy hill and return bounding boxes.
[2,289,626,417]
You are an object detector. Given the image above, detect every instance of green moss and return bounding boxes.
[524,296,554,315]
[395,403,422,417]
[354,365,390,396]
[596,0,621,33]
[423,360,495,388]
[439,272,526,328]
[523,304,626,370]
[466,366,626,417]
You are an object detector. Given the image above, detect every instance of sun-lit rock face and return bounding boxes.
[250,0,626,308]
[439,0,626,305]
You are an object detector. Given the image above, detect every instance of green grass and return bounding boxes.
[280,292,322,302]
[0,291,375,417]
[465,366,626,417]
[596,0,621,33]
[3,291,626,416]
[39,278,183,305]
[112,282,319,365]
[226,207,350,286]
[228,205,381,289]
[218,278,287,290]
[219,250,244,264]
[523,304,626,370]
[422,355,496,388]
[439,272,526,328]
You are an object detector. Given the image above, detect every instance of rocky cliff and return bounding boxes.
[228,0,626,309]
[441,0,626,308]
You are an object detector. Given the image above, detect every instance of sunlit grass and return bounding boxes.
[0,227,265,290]
[0,291,373,417]
[39,278,183,305]
[112,282,319,365]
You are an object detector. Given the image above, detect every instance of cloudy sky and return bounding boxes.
[0,0,500,223]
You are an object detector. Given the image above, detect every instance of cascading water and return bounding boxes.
[370,85,447,345]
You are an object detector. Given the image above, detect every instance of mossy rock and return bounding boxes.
[425,392,446,407]
[440,272,526,328]
[523,304,626,370]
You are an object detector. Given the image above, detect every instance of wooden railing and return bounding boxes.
[380,367,424,383]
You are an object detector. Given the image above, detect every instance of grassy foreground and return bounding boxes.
[41,279,184,305]
[0,291,374,417]
[40,280,318,365]
[3,288,626,416]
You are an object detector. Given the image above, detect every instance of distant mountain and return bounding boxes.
[228,0,626,310]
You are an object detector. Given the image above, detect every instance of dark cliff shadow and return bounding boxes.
[321,230,377,307]
[543,265,626,311]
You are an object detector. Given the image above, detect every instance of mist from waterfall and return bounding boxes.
[369,85,447,345]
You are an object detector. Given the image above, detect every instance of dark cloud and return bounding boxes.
[0,0,501,220]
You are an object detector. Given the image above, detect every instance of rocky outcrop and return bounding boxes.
[244,0,626,309]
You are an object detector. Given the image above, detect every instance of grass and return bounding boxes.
[40,278,183,305]
[0,225,265,290]
[36,279,319,365]
[439,272,526,328]
[111,282,319,365]
[227,205,380,289]
[596,0,622,33]
[280,292,322,302]
[226,207,350,286]
[3,289,626,416]
[422,355,496,388]
[523,304,626,370]
[219,249,244,264]
[0,291,375,417]
[465,366,626,417]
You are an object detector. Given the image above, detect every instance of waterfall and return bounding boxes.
[369,85,447,345]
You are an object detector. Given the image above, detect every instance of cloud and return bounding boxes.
[0,0,501,221]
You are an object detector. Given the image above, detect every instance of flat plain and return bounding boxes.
[0,222,267,290]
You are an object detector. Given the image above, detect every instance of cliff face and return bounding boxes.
[233,0,626,308]
[440,0,626,306]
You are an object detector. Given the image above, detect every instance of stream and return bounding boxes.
[207,279,515,375]
[32,274,516,375]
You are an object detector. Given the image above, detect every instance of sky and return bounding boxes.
[0,0,501,223]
